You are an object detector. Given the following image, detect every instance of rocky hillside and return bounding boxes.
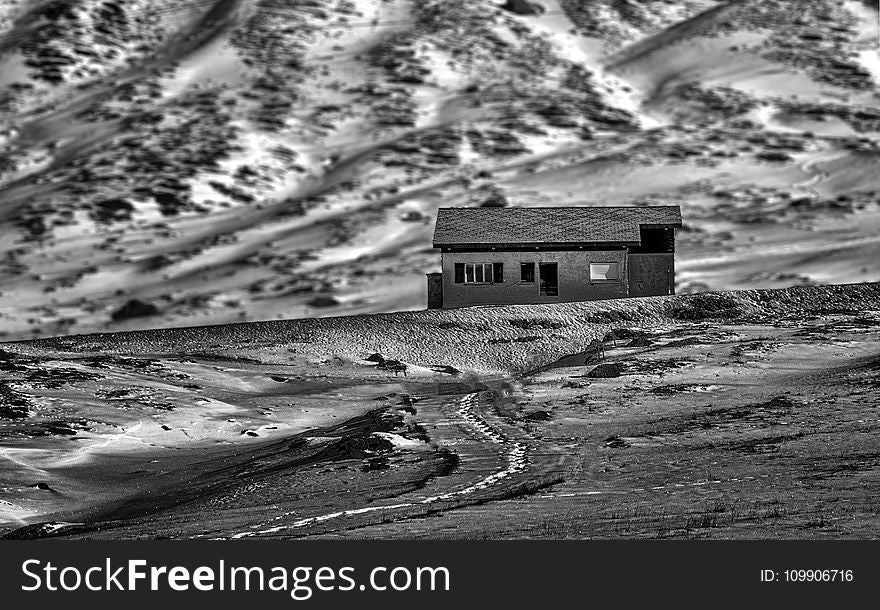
[0,0,878,340]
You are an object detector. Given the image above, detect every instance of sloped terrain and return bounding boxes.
[0,0,878,339]
[0,282,878,538]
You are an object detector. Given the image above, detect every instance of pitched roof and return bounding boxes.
[432,206,682,247]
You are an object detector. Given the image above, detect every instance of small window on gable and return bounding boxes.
[520,263,535,283]
[590,262,620,282]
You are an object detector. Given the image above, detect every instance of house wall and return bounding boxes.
[628,253,674,297]
[441,249,629,308]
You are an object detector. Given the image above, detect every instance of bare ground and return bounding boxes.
[1,282,879,539]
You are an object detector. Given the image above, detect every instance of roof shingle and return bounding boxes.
[432,206,682,246]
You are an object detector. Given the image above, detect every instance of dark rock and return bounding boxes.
[379,359,408,376]
[524,410,552,422]
[400,210,425,222]
[604,435,630,449]
[586,363,623,378]
[502,0,546,16]
[430,364,461,375]
[365,353,385,363]
[327,432,396,460]
[306,295,340,308]
[111,299,159,321]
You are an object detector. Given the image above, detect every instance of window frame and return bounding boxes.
[519,262,535,284]
[589,261,621,284]
[462,262,496,284]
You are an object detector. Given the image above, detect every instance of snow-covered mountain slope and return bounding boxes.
[0,0,878,339]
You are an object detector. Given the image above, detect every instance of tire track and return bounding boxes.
[419,393,528,502]
[229,392,531,538]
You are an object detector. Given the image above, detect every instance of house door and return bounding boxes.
[628,254,673,297]
[539,263,558,296]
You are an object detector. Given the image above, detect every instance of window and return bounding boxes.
[590,262,620,282]
[454,263,503,284]
[520,263,535,283]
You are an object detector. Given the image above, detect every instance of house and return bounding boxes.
[426,205,682,309]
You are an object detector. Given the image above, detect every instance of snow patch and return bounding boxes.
[372,432,425,448]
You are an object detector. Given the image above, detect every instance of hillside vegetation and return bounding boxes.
[0,0,878,340]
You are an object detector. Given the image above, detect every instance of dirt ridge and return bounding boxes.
[5,282,879,373]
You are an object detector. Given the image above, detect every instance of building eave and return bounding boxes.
[433,241,641,249]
